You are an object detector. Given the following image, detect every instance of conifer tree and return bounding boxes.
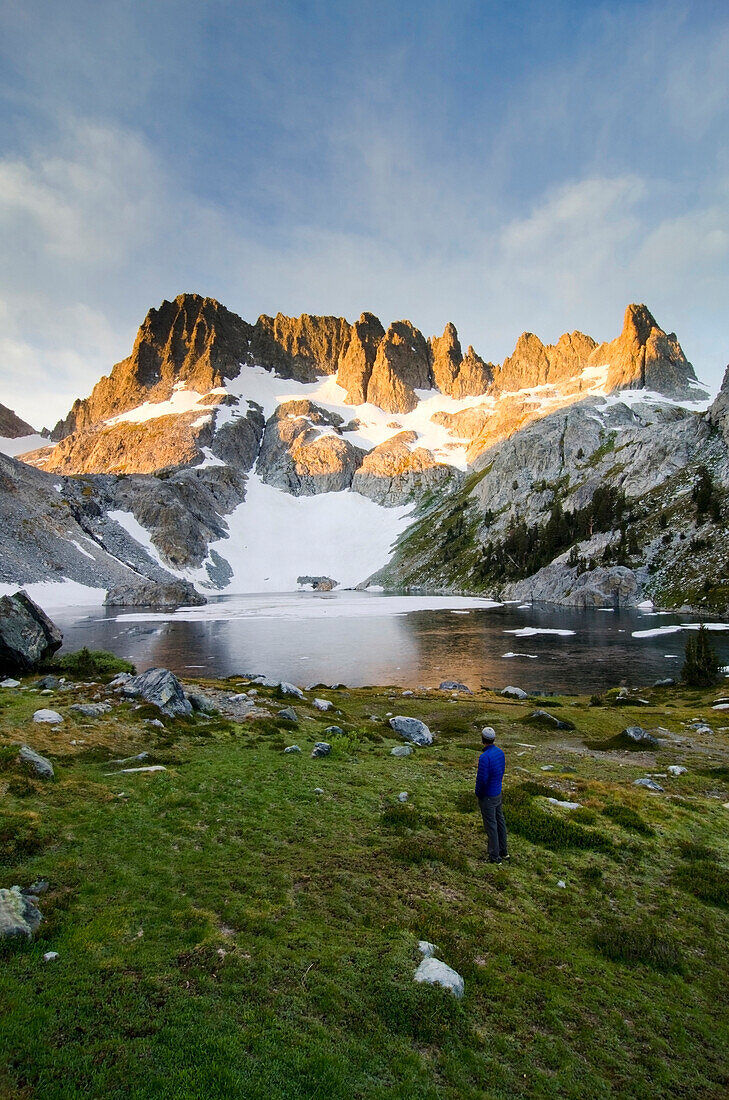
[682,624,719,687]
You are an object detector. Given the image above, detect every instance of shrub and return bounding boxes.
[675,860,729,907]
[682,625,719,687]
[601,804,655,836]
[503,783,613,852]
[593,919,684,973]
[0,813,46,866]
[52,647,135,681]
[678,840,717,862]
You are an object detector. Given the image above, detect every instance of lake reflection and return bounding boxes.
[50,592,729,693]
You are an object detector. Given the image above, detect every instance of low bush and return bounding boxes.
[678,840,717,862]
[601,804,655,835]
[389,836,468,871]
[593,919,684,973]
[51,647,135,681]
[503,783,614,853]
[674,860,729,907]
[0,812,46,866]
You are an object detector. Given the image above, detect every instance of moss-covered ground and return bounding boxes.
[2,675,729,1098]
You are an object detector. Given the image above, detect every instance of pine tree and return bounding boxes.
[682,624,719,687]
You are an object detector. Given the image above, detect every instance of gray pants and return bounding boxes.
[478,794,508,859]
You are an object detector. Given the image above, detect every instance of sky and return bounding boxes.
[0,0,728,428]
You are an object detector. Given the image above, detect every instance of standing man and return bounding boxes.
[475,726,508,864]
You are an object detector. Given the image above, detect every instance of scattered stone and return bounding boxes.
[26,879,48,896]
[278,706,298,722]
[502,686,528,699]
[711,703,729,711]
[35,675,60,690]
[314,698,334,711]
[146,718,165,730]
[43,951,59,962]
[297,575,338,591]
[413,957,464,999]
[667,765,687,776]
[284,745,302,754]
[614,691,650,706]
[280,682,305,700]
[540,764,555,771]
[186,693,218,715]
[390,745,413,757]
[109,752,149,765]
[18,745,54,780]
[0,886,43,942]
[104,765,167,775]
[32,709,63,724]
[109,672,133,688]
[398,792,409,802]
[0,591,62,674]
[621,726,659,747]
[525,710,576,731]
[654,678,675,687]
[401,690,413,697]
[633,777,664,791]
[439,681,472,693]
[546,797,581,810]
[313,788,324,795]
[311,742,331,758]
[120,668,192,718]
[1,678,20,688]
[418,940,438,958]
[388,716,433,746]
[325,725,344,736]
[557,880,567,889]
[69,702,112,718]
[247,689,258,696]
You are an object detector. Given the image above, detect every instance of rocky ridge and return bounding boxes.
[0,404,35,439]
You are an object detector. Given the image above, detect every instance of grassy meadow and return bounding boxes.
[1,670,729,1099]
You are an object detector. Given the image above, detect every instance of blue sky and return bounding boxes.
[1,0,728,425]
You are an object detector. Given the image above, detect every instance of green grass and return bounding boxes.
[1,677,729,1098]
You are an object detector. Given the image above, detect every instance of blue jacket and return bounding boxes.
[475,743,506,798]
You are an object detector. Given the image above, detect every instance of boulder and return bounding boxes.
[35,675,61,690]
[621,726,659,748]
[418,940,438,959]
[389,716,433,746]
[0,678,20,688]
[439,681,472,693]
[186,692,218,715]
[0,886,43,943]
[279,682,305,700]
[0,591,62,674]
[524,710,576,731]
[284,745,301,753]
[502,686,528,699]
[311,742,331,758]
[120,667,193,717]
[546,797,581,810]
[297,576,338,591]
[654,678,675,688]
[314,698,333,711]
[32,709,63,724]
[105,581,206,608]
[667,765,687,776]
[390,745,413,757]
[413,957,465,999]
[18,745,54,779]
[325,725,344,736]
[278,706,298,722]
[69,702,112,718]
[398,792,409,802]
[633,777,664,792]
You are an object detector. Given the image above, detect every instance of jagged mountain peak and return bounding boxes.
[0,403,35,439]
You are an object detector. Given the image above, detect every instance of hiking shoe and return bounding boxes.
[500,853,511,863]
[488,856,502,864]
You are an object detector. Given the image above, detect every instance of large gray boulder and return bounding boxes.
[18,745,54,779]
[105,580,206,608]
[389,716,433,746]
[413,956,465,998]
[0,591,62,674]
[0,886,43,942]
[121,667,193,717]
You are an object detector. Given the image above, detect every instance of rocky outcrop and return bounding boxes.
[257,400,366,494]
[493,330,597,392]
[351,432,460,506]
[120,667,193,717]
[105,580,206,607]
[366,322,434,413]
[297,576,338,590]
[590,304,700,397]
[0,404,35,438]
[338,312,385,404]
[503,563,640,608]
[249,312,352,382]
[429,324,494,398]
[707,365,729,445]
[0,591,63,673]
[53,294,254,438]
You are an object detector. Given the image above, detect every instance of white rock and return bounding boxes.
[402,690,413,697]
[557,880,566,889]
[32,709,63,724]
[667,765,687,776]
[313,788,324,795]
[1,678,20,688]
[540,765,555,771]
[633,777,664,792]
[546,798,581,810]
[502,686,528,699]
[398,792,409,802]
[388,716,433,746]
[414,957,464,998]
[43,951,59,962]
[418,940,438,958]
[284,745,302,753]
[103,765,167,775]
[712,703,729,711]
[313,698,334,711]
